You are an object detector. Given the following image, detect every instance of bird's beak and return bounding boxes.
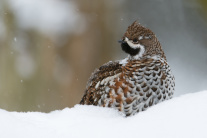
[118,40,126,44]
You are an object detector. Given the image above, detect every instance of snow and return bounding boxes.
[1,90,207,138]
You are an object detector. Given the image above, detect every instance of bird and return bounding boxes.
[80,21,175,116]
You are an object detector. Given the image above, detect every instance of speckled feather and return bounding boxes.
[80,57,174,116]
[80,61,122,105]
[80,21,175,116]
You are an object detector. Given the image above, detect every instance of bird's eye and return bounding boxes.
[133,38,138,42]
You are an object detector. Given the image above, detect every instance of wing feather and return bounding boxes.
[80,61,122,105]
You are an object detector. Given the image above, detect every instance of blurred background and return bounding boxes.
[0,0,207,112]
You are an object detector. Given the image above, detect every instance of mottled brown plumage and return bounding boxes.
[80,21,175,116]
[123,21,166,59]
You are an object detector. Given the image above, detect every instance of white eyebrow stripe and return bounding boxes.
[125,37,141,49]
[124,37,145,60]
[138,36,143,40]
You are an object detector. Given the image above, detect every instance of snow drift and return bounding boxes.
[1,91,207,138]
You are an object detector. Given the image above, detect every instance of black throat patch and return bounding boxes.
[121,42,140,56]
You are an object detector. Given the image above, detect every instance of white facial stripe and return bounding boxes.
[144,36,150,39]
[125,37,145,60]
[132,45,145,59]
[138,36,143,40]
[125,37,141,49]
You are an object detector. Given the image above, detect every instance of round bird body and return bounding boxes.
[80,21,175,116]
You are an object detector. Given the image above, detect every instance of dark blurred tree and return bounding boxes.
[59,0,121,108]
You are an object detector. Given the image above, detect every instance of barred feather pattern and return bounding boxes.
[124,21,166,60]
[80,56,175,116]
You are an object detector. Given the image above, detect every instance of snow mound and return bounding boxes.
[1,91,207,138]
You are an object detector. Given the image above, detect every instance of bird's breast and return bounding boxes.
[102,58,175,116]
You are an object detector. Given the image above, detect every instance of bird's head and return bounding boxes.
[119,21,166,60]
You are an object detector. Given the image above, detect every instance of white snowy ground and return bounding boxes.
[1,91,207,138]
